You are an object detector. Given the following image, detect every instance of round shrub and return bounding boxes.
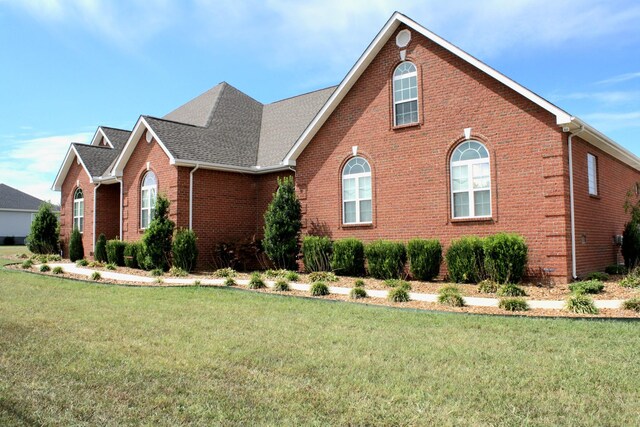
[407,238,442,281]
[224,277,236,287]
[248,272,266,289]
[150,268,164,277]
[583,272,609,282]
[483,233,528,284]
[273,280,290,291]
[478,279,498,294]
[354,278,366,287]
[497,284,526,297]
[21,260,33,269]
[215,268,237,278]
[568,280,604,295]
[76,259,89,267]
[124,242,140,269]
[69,228,84,262]
[172,228,198,273]
[566,294,599,315]
[168,266,188,277]
[310,281,329,296]
[52,266,64,274]
[94,234,108,263]
[445,236,485,283]
[331,238,365,277]
[91,271,102,281]
[365,240,407,280]
[499,298,529,312]
[39,264,50,272]
[301,236,332,272]
[438,286,464,307]
[285,271,299,281]
[350,287,367,299]
[622,298,640,312]
[387,287,410,303]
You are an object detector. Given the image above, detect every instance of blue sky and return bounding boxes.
[1,0,639,202]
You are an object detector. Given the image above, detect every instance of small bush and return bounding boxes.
[150,268,164,277]
[499,298,529,312]
[350,287,367,299]
[605,264,627,275]
[214,267,237,278]
[383,279,411,290]
[569,280,604,295]
[273,280,290,291]
[308,271,338,282]
[194,280,202,286]
[583,272,610,282]
[91,271,101,281]
[497,284,527,297]
[52,266,64,274]
[354,279,366,288]
[265,269,290,279]
[619,268,640,288]
[445,236,485,283]
[172,228,198,273]
[155,278,164,284]
[21,259,33,269]
[566,294,599,314]
[310,281,330,296]
[88,261,103,268]
[106,240,127,267]
[18,253,29,259]
[438,286,464,307]
[331,238,365,277]
[76,259,89,267]
[478,279,498,294]
[365,240,407,280]
[224,277,236,287]
[622,298,640,312]
[285,271,299,281]
[94,234,108,263]
[483,233,528,284]
[302,236,332,272]
[248,272,266,289]
[168,266,188,277]
[387,287,410,303]
[48,254,61,262]
[407,238,442,281]
[39,264,50,272]
[124,242,141,269]
[106,263,117,271]
[69,228,84,262]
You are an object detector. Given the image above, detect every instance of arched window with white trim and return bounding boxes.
[342,157,372,224]
[73,188,84,232]
[393,61,418,126]
[140,171,157,229]
[451,141,491,218]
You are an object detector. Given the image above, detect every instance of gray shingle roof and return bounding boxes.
[0,183,46,210]
[73,144,120,177]
[101,127,131,150]
[163,84,225,127]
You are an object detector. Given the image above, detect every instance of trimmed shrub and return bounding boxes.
[106,263,117,271]
[407,238,442,281]
[310,281,330,296]
[69,228,84,262]
[168,266,188,277]
[499,298,529,312]
[262,176,302,270]
[583,272,609,282]
[605,264,627,275]
[365,240,407,280]
[21,260,33,269]
[569,280,604,295]
[150,268,164,277]
[383,279,411,290]
[91,271,101,281]
[438,286,464,307]
[622,219,640,268]
[52,266,64,274]
[135,243,149,271]
[331,238,365,277]
[76,259,88,267]
[273,280,290,291]
[172,228,198,273]
[350,287,367,299]
[214,267,237,278]
[478,279,498,294]
[285,271,299,281]
[142,195,175,271]
[388,287,410,303]
[566,294,599,315]
[308,271,338,282]
[94,234,108,263]
[354,279,366,287]
[224,277,236,287]
[302,236,332,272]
[124,242,140,269]
[483,233,528,284]
[27,203,59,254]
[445,236,485,283]
[39,264,50,272]
[106,240,126,267]
[497,284,527,297]
[248,272,266,289]
[622,298,640,312]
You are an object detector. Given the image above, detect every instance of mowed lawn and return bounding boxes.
[1,263,639,426]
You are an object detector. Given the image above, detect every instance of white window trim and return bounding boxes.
[73,189,84,233]
[450,146,492,219]
[342,159,372,225]
[393,61,419,126]
[140,174,157,230]
[587,153,598,196]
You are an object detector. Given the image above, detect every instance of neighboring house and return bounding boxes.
[0,183,57,245]
[53,12,640,282]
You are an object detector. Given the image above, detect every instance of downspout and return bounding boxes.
[115,176,123,240]
[567,126,585,280]
[189,164,200,230]
[92,182,101,253]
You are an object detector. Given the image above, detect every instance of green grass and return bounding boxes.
[0,245,29,259]
[1,268,639,425]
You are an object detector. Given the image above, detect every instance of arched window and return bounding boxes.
[393,61,418,126]
[342,157,372,224]
[141,171,157,229]
[451,141,491,218]
[73,188,84,233]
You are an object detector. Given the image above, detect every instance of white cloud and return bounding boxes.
[552,91,640,104]
[596,72,640,85]
[580,111,640,132]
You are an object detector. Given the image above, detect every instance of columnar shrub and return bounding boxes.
[94,234,108,263]
[262,176,302,270]
[106,240,126,267]
[365,240,407,280]
[301,236,332,272]
[142,195,175,271]
[483,233,528,284]
[124,242,140,269]
[445,236,485,283]
[622,220,640,269]
[69,228,84,262]
[407,238,442,281]
[331,238,365,277]
[27,203,59,254]
[172,228,198,272]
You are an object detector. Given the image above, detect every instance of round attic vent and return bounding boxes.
[145,131,153,143]
[396,29,411,48]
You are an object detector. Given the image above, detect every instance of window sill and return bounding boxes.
[392,122,420,131]
[450,217,494,224]
[589,194,600,199]
[341,222,374,229]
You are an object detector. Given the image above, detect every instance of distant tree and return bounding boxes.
[27,203,59,254]
[142,195,175,271]
[262,176,301,270]
[94,233,108,262]
[69,228,84,262]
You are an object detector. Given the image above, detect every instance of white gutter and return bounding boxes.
[115,176,123,240]
[189,163,200,230]
[92,182,101,252]
[173,159,291,175]
[567,126,585,280]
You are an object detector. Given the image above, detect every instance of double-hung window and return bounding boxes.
[451,141,491,218]
[393,61,419,126]
[140,171,157,229]
[342,157,372,224]
[73,188,84,232]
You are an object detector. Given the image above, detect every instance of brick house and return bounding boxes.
[53,12,640,282]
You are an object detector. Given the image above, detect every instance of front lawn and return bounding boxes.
[1,267,639,425]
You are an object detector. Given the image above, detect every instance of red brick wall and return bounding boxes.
[95,183,120,242]
[295,25,572,282]
[60,159,93,258]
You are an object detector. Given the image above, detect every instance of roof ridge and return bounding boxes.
[204,82,228,128]
[267,85,338,105]
[100,126,131,132]
[73,142,114,150]
[144,115,202,128]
